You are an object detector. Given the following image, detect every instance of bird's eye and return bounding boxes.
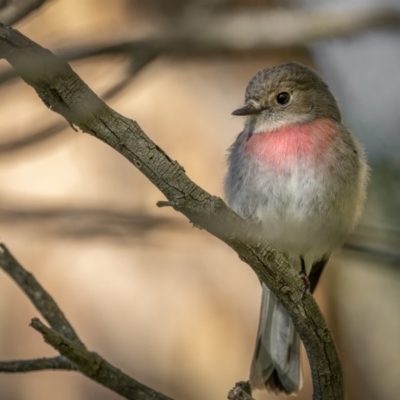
[276,92,291,105]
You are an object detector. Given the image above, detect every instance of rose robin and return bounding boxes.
[224,62,368,394]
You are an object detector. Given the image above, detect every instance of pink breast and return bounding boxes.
[244,118,337,168]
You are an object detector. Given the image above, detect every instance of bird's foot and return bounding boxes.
[299,270,310,299]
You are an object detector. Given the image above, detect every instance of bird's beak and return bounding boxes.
[231,104,261,116]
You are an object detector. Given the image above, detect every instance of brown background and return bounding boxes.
[0,1,399,399]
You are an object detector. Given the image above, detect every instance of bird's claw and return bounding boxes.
[299,270,310,299]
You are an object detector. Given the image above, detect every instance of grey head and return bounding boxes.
[232,63,341,132]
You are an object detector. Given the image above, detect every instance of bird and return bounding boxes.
[224,62,368,394]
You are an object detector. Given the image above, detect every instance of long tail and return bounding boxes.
[249,283,302,394]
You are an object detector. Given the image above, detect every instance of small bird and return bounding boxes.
[224,62,368,394]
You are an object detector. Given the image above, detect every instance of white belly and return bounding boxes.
[228,160,356,272]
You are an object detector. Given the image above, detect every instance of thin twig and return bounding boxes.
[0,356,77,373]
[0,242,176,399]
[0,243,85,348]
[30,318,173,400]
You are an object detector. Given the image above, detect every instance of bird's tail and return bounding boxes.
[249,283,302,395]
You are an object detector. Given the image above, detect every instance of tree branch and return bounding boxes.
[0,243,84,348]
[0,243,175,399]
[30,318,173,400]
[0,356,77,373]
[0,23,343,399]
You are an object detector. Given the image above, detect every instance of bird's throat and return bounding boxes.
[244,118,337,168]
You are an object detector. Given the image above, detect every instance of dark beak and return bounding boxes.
[231,104,261,116]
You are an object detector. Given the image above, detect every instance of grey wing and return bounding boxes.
[224,131,247,204]
[224,131,265,221]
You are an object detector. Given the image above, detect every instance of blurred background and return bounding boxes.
[0,0,399,399]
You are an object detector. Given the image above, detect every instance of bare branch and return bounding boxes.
[0,242,175,400]
[0,0,49,26]
[0,23,343,399]
[0,243,84,348]
[0,356,77,373]
[30,318,173,400]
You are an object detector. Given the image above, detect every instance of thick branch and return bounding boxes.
[0,356,77,373]
[30,318,173,400]
[0,24,343,399]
